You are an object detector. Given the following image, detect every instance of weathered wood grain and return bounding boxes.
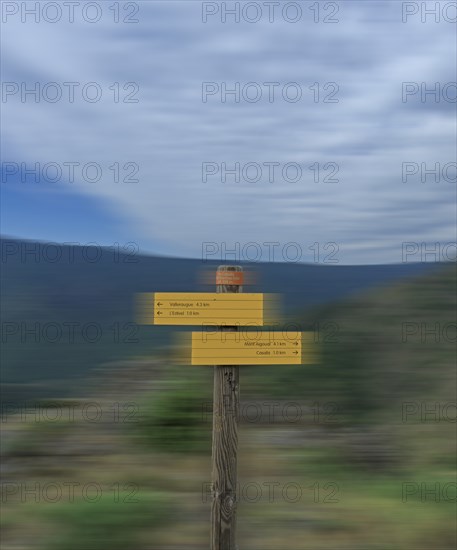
[211,265,242,550]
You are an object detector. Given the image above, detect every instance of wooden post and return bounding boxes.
[211,265,242,550]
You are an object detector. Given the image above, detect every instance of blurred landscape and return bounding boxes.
[1,238,455,549]
[2,0,456,546]
[1,237,437,402]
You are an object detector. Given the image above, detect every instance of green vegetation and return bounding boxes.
[134,368,212,453]
[42,491,170,550]
[245,265,456,419]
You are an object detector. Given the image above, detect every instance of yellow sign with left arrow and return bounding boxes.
[137,292,278,326]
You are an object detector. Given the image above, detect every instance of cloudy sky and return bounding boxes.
[2,0,456,264]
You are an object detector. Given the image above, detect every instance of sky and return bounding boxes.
[1,0,456,264]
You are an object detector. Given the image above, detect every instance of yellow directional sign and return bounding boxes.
[137,292,277,326]
[190,331,316,365]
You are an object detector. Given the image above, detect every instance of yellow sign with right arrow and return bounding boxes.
[190,331,316,365]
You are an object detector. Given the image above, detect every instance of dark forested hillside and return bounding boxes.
[0,237,443,402]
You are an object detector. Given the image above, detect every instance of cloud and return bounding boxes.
[2,1,456,264]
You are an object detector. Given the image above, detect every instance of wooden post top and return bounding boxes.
[216,266,243,288]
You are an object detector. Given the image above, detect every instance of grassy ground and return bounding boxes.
[2,385,455,549]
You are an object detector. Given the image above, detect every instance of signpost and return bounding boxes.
[215,270,244,286]
[138,292,268,326]
[190,331,315,365]
[137,265,316,550]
